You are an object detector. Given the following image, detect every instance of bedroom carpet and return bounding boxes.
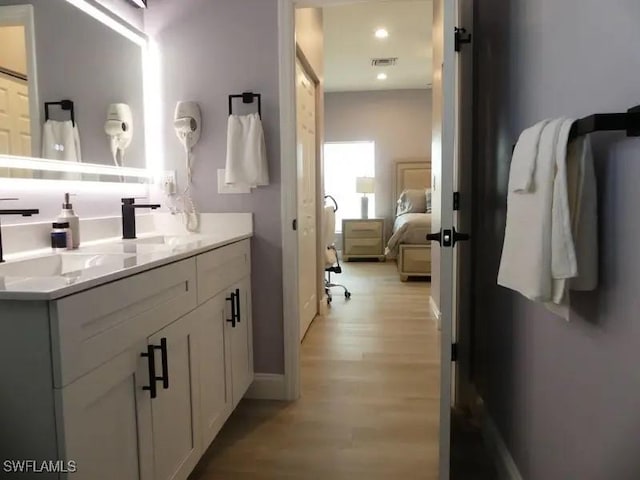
[190,261,489,479]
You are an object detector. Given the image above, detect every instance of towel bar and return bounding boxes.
[569,104,640,140]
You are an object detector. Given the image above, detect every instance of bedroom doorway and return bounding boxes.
[280,1,474,479]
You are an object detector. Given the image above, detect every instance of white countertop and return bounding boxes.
[0,214,253,301]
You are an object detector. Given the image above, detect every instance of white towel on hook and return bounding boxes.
[42,120,82,162]
[225,113,269,188]
[498,118,566,302]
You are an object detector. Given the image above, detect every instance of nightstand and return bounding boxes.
[342,218,385,261]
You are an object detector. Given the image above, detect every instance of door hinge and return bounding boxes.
[455,27,472,52]
[451,342,458,362]
[453,192,460,211]
[292,219,297,231]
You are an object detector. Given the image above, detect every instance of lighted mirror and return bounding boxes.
[0,0,149,182]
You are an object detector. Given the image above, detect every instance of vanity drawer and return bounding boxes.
[345,238,383,256]
[50,258,197,387]
[196,239,251,304]
[343,220,383,239]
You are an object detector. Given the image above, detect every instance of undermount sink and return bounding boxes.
[0,253,136,278]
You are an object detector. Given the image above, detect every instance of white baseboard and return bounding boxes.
[245,373,287,400]
[482,416,524,480]
[429,296,442,330]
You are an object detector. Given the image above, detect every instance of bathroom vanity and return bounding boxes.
[0,220,254,480]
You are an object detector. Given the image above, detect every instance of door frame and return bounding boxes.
[0,5,40,156]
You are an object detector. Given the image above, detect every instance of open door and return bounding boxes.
[430,0,471,479]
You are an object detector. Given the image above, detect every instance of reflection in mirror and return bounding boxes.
[0,0,146,181]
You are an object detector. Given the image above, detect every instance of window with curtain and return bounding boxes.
[323,141,375,231]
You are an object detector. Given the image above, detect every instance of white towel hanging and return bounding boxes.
[42,120,82,163]
[225,113,269,188]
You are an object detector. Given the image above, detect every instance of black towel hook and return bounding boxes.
[324,195,338,213]
[228,91,262,118]
[44,99,75,126]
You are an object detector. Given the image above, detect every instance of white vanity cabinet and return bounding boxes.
[0,238,253,480]
[55,341,154,480]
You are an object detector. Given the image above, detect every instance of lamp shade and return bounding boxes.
[356,176,375,194]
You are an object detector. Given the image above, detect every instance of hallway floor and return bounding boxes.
[190,260,440,479]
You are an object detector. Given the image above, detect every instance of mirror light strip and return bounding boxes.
[0,154,155,178]
[64,0,146,46]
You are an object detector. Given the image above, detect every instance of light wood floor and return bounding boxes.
[190,261,440,480]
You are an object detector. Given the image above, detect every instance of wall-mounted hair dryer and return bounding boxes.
[104,103,133,167]
[172,101,202,233]
[174,101,201,181]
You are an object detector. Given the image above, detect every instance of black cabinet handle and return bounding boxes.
[158,338,169,390]
[235,288,241,324]
[141,345,157,399]
[226,292,237,328]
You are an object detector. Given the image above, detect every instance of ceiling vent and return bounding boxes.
[371,57,398,67]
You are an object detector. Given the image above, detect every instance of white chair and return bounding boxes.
[324,196,351,304]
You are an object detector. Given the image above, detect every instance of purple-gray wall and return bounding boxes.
[145,0,284,374]
[0,0,146,167]
[474,0,640,479]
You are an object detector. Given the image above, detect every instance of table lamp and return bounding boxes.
[356,176,375,219]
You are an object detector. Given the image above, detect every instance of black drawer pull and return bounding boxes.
[235,288,241,324]
[226,292,237,328]
[158,338,169,390]
[141,345,157,399]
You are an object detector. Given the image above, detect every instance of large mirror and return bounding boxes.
[0,0,148,181]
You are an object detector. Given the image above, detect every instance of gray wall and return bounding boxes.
[324,89,432,239]
[145,0,284,374]
[474,0,640,479]
[0,0,146,167]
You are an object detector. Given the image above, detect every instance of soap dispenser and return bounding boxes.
[58,193,80,249]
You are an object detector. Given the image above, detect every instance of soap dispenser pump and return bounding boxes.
[58,193,80,249]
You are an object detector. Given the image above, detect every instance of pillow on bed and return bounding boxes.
[396,189,427,216]
[425,189,432,213]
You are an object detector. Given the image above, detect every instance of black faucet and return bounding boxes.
[0,198,40,263]
[122,198,161,240]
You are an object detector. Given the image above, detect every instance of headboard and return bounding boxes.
[393,159,432,212]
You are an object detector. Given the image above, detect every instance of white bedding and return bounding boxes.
[386,213,432,257]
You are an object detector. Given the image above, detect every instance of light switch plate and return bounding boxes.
[217,169,251,194]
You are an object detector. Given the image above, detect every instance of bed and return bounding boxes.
[386,160,432,281]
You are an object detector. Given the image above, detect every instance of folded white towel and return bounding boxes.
[42,120,82,163]
[547,133,598,318]
[225,113,269,188]
[499,116,599,320]
[509,119,551,192]
[498,118,565,302]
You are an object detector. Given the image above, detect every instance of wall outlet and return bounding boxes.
[217,169,251,194]
[160,170,177,195]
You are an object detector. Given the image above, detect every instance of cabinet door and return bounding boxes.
[56,342,153,480]
[148,312,201,480]
[197,294,232,449]
[227,277,254,408]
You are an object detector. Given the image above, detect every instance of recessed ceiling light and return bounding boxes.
[375,28,389,39]
[377,73,388,81]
